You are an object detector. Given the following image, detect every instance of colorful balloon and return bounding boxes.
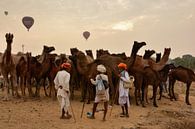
[22,16,34,31]
[83,31,90,40]
[4,11,8,16]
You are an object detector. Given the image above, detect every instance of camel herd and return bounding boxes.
[0,33,195,107]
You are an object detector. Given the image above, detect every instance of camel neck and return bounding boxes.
[5,43,12,64]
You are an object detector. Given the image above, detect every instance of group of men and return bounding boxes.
[54,62,134,121]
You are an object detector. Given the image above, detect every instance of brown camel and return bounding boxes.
[142,66,161,107]
[169,66,195,105]
[26,46,55,97]
[16,53,29,96]
[129,49,156,106]
[131,47,171,106]
[0,33,19,100]
[69,48,95,102]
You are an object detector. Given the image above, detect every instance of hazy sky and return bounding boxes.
[0,0,195,58]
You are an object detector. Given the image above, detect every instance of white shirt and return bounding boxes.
[54,70,70,97]
[119,70,130,97]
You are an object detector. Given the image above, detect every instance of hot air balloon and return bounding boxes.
[83,31,90,40]
[4,11,8,16]
[22,16,34,31]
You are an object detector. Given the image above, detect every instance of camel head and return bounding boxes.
[130,41,146,57]
[43,45,55,54]
[156,53,161,63]
[96,49,110,58]
[5,33,14,44]
[77,51,86,60]
[164,48,171,55]
[143,49,155,59]
[70,48,79,56]
[85,50,92,55]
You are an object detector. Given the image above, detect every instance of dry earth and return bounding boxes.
[0,81,195,129]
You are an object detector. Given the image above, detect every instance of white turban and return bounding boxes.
[97,64,106,73]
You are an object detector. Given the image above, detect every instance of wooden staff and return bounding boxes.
[69,100,76,123]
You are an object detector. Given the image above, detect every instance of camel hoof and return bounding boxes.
[154,104,158,107]
[187,103,191,105]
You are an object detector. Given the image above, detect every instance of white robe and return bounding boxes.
[118,70,130,107]
[54,70,70,113]
[90,74,109,103]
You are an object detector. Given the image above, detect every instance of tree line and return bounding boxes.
[170,54,195,70]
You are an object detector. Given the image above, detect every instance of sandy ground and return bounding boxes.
[0,82,195,129]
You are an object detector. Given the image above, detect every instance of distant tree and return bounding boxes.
[170,54,195,70]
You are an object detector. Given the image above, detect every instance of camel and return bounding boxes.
[16,53,29,96]
[169,66,195,105]
[26,45,55,97]
[142,66,161,107]
[129,49,156,106]
[158,63,175,100]
[0,33,19,100]
[70,48,95,101]
[130,47,171,106]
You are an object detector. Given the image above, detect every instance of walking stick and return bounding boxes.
[80,83,88,118]
[109,82,119,117]
[80,100,85,118]
[69,101,76,123]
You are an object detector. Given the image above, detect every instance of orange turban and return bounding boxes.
[118,63,127,70]
[61,63,71,69]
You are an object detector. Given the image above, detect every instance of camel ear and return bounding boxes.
[5,33,8,38]
[11,34,14,39]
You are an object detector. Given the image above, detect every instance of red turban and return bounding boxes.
[118,63,127,70]
[61,63,71,69]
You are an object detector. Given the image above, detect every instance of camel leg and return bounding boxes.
[158,83,163,100]
[141,84,146,107]
[145,86,149,104]
[43,78,48,97]
[171,81,176,101]
[3,76,9,101]
[169,79,175,101]
[24,76,27,96]
[20,77,24,96]
[10,76,14,96]
[35,81,41,98]
[134,86,139,106]
[185,82,191,105]
[153,85,158,107]
[11,73,20,97]
[27,77,33,97]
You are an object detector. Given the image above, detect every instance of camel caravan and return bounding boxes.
[0,32,195,109]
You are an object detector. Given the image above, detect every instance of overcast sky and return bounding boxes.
[0,0,194,58]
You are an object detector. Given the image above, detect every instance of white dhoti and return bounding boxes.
[119,96,130,106]
[57,89,70,113]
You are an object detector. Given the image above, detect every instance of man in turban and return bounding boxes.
[54,62,72,119]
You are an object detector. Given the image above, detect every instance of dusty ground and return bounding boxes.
[0,82,195,129]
